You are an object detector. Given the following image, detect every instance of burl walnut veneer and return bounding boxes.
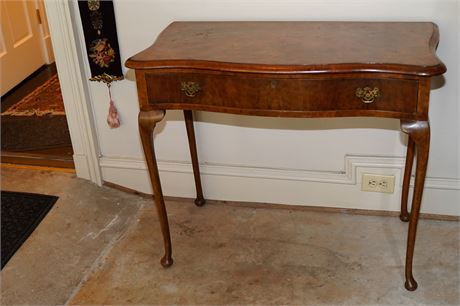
[126,21,446,291]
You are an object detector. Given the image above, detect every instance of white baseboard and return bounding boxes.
[99,155,460,216]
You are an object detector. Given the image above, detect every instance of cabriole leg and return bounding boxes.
[184,110,206,206]
[139,109,173,268]
[400,120,430,291]
[400,136,415,222]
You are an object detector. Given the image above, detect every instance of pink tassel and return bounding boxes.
[107,86,120,128]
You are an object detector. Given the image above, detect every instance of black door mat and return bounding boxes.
[1,115,72,151]
[1,191,58,269]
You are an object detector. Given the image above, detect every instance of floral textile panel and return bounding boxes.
[89,38,116,68]
[78,0,123,128]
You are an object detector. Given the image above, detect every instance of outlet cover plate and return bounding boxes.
[361,174,395,193]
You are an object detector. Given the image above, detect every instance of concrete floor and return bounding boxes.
[1,167,459,305]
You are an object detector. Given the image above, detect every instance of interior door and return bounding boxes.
[0,0,46,96]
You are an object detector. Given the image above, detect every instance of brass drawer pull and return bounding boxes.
[356,87,381,104]
[181,81,201,97]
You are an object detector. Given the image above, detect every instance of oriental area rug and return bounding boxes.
[2,75,65,116]
[1,74,72,151]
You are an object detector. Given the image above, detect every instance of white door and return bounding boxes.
[0,0,46,96]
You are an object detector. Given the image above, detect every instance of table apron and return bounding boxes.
[142,72,424,119]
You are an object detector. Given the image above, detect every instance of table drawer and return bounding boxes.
[145,73,418,115]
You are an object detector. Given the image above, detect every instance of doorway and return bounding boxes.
[1,0,74,169]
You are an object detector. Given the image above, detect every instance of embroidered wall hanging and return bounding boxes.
[78,0,123,128]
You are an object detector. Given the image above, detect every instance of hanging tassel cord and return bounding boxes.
[106,83,121,128]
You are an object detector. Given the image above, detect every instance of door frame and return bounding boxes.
[44,0,102,185]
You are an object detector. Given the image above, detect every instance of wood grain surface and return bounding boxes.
[126,22,446,76]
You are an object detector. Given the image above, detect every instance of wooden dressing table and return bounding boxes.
[125,22,446,291]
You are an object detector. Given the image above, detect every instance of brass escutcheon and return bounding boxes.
[181,81,201,97]
[356,87,381,104]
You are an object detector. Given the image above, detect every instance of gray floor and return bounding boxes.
[1,167,459,305]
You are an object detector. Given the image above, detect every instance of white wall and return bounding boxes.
[74,0,459,216]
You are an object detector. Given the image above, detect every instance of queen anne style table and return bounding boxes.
[126,21,446,291]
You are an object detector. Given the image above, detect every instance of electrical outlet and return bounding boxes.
[361,174,395,193]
